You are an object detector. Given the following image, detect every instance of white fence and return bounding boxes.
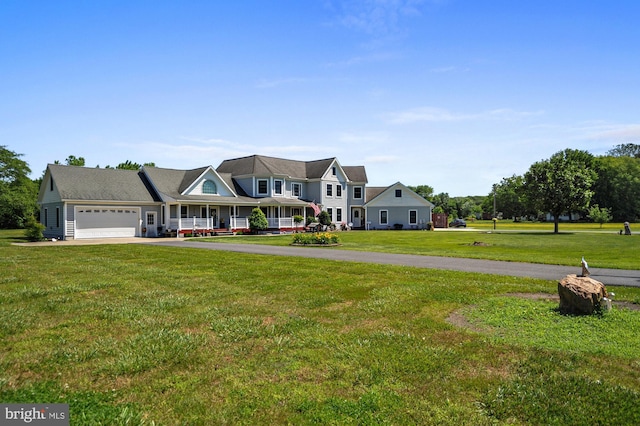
[169,216,301,230]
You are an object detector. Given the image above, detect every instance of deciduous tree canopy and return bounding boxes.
[0,146,38,228]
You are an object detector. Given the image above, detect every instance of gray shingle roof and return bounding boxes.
[343,166,368,183]
[217,154,365,181]
[46,164,159,202]
[365,187,387,203]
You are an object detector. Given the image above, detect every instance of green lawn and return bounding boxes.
[1,229,640,424]
[205,221,640,269]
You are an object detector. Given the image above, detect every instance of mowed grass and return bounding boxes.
[206,221,640,269]
[1,229,640,424]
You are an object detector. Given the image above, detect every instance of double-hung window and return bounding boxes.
[274,180,283,195]
[257,179,268,195]
[336,185,342,197]
[292,183,301,197]
[353,186,363,199]
[326,184,333,197]
[380,210,388,225]
[409,210,417,225]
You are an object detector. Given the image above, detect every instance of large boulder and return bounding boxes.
[558,274,608,315]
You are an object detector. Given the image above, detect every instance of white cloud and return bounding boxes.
[587,124,640,142]
[383,107,544,124]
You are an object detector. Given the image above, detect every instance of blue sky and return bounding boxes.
[2,1,639,196]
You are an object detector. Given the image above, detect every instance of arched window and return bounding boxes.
[203,180,217,194]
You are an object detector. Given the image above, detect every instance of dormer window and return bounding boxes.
[203,180,217,194]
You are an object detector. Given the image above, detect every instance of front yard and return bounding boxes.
[1,229,639,424]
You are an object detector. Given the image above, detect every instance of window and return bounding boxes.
[336,185,342,197]
[292,183,301,197]
[409,210,417,224]
[181,206,188,218]
[201,207,207,218]
[44,208,48,227]
[395,189,402,197]
[332,166,336,176]
[327,208,333,221]
[292,208,302,216]
[257,179,268,195]
[274,180,283,195]
[56,207,60,228]
[50,178,54,191]
[353,186,363,199]
[380,210,388,225]
[337,208,342,222]
[326,184,333,197]
[203,180,217,194]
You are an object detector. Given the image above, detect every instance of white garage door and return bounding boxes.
[75,207,140,239]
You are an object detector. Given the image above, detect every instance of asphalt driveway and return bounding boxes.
[16,237,639,287]
[146,240,640,288]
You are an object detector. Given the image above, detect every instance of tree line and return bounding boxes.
[410,143,640,233]
[1,144,639,232]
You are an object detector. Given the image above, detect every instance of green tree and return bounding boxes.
[591,156,640,222]
[248,208,268,233]
[587,204,612,228]
[317,211,332,226]
[486,175,529,220]
[522,149,597,233]
[431,193,453,216]
[54,155,85,166]
[606,143,640,158]
[0,146,38,228]
[407,184,434,200]
[116,160,142,170]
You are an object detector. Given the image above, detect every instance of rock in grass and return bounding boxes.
[558,274,608,315]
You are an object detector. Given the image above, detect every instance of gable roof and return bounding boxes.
[40,164,159,202]
[343,166,368,183]
[365,182,435,207]
[142,166,246,203]
[365,187,387,203]
[217,155,358,181]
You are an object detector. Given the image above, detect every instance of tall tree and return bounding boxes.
[487,175,528,219]
[54,155,85,166]
[591,155,640,221]
[407,184,434,200]
[522,149,597,233]
[0,146,38,228]
[116,160,142,170]
[606,143,640,158]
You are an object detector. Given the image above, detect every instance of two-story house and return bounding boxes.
[38,154,433,239]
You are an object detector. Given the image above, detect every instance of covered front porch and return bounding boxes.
[164,199,314,236]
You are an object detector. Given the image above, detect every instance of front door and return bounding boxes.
[352,209,361,228]
[145,212,157,237]
[210,208,218,228]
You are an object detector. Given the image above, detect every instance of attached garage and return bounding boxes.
[75,207,140,239]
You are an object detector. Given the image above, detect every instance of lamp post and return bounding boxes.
[492,184,497,230]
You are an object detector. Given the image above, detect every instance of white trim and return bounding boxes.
[408,209,418,225]
[380,209,388,225]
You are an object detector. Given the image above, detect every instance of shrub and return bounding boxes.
[292,233,340,245]
[318,211,331,226]
[248,208,268,233]
[293,215,304,229]
[24,215,45,241]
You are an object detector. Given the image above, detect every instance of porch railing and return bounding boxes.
[168,217,301,231]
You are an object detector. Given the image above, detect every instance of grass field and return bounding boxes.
[206,221,640,269]
[1,228,640,424]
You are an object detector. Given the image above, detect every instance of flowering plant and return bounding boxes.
[292,232,340,245]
